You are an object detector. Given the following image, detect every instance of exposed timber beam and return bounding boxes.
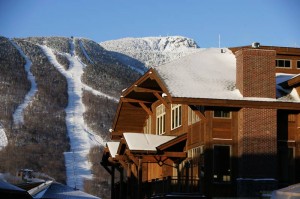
[139,102,152,115]
[100,162,113,175]
[117,158,128,169]
[108,157,119,165]
[195,110,207,122]
[134,86,162,93]
[125,150,139,166]
[163,152,187,158]
[154,92,169,107]
[172,97,300,110]
[121,97,152,103]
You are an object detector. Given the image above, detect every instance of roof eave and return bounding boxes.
[171,97,300,110]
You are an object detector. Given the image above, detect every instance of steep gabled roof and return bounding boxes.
[111,48,300,139]
[111,68,170,139]
[155,48,239,99]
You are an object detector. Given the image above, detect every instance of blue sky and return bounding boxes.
[0,0,299,47]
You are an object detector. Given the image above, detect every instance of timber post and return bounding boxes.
[111,166,115,199]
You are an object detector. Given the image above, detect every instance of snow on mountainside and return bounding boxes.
[10,40,37,126]
[0,123,8,149]
[100,36,199,70]
[0,35,199,197]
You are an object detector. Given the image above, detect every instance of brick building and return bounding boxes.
[101,44,300,198]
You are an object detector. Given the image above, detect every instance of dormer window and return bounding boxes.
[276,59,291,68]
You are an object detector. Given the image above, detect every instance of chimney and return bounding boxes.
[235,46,278,195]
[236,47,276,98]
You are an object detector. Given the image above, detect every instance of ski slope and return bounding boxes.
[10,40,37,126]
[40,38,116,190]
[0,123,8,149]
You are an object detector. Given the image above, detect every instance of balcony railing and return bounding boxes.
[113,176,204,199]
[144,176,203,198]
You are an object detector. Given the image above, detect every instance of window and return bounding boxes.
[156,104,166,135]
[143,117,152,134]
[288,114,296,122]
[187,146,204,166]
[276,59,291,68]
[213,110,231,118]
[213,145,231,182]
[297,60,300,69]
[171,104,182,130]
[188,106,200,125]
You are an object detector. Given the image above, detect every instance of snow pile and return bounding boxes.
[10,40,37,125]
[100,36,199,69]
[40,39,109,190]
[0,123,8,149]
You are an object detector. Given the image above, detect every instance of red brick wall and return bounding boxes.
[236,49,276,98]
[238,108,277,178]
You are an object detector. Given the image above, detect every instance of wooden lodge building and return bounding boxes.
[101,43,300,198]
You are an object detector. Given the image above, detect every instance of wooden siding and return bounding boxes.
[114,102,148,133]
[105,46,300,198]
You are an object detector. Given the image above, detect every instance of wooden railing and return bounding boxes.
[113,176,204,199]
[144,176,203,198]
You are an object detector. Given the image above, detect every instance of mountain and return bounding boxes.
[0,35,199,195]
[100,36,199,70]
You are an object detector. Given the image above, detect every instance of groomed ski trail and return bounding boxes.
[40,39,114,190]
[10,40,37,126]
[0,123,8,149]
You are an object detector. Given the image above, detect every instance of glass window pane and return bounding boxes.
[213,145,231,182]
[285,60,290,68]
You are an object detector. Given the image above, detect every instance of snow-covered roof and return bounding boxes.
[272,183,300,199]
[106,142,119,158]
[276,73,300,101]
[155,48,300,102]
[123,133,176,152]
[155,48,240,99]
[31,181,100,199]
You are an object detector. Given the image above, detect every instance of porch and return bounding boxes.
[114,176,205,199]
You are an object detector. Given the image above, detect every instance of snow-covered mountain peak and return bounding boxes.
[101,36,198,52]
[100,36,200,69]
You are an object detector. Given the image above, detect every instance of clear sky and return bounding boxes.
[0,0,299,48]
